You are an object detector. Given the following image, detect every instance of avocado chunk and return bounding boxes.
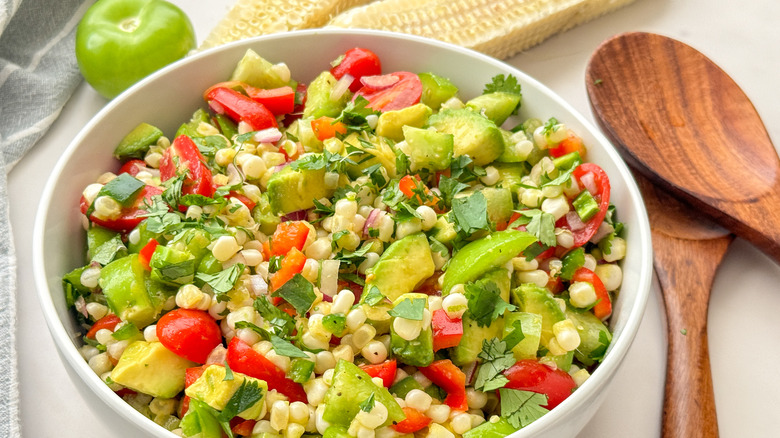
[389,376,424,399]
[390,293,434,367]
[466,91,522,126]
[430,215,457,246]
[451,268,511,365]
[230,49,290,89]
[503,311,543,360]
[498,129,534,163]
[566,308,612,366]
[266,166,335,214]
[252,192,282,235]
[463,417,517,438]
[185,364,268,420]
[418,72,459,110]
[427,108,504,166]
[398,125,453,172]
[114,122,163,160]
[110,341,197,398]
[364,232,435,302]
[324,426,352,438]
[492,162,528,197]
[303,71,351,119]
[100,254,164,328]
[376,103,432,141]
[87,226,121,260]
[322,360,405,427]
[510,283,566,350]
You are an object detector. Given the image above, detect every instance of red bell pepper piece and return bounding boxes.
[330,47,382,92]
[117,159,149,176]
[392,407,432,433]
[205,86,278,131]
[354,71,422,112]
[137,238,159,271]
[231,418,257,437]
[268,221,310,257]
[571,266,612,319]
[269,247,307,292]
[159,135,215,198]
[80,184,163,233]
[226,337,308,403]
[85,314,122,339]
[246,86,295,116]
[431,309,463,351]
[359,359,397,388]
[180,365,209,416]
[418,360,468,412]
[227,191,257,211]
[557,163,611,248]
[548,132,586,158]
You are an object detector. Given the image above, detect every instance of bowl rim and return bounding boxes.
[33,28,653,437]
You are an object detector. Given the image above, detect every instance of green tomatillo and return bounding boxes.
[75,0,196,99]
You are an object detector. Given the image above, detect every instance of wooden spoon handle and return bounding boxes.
[652,231,732,438]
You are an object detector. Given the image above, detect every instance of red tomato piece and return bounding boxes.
[227,191,257,211]
[137,238,159,271]
[156,309,222,364]
[226,337,308,403]
[180,365,209,416]
[354,71,422,111]
[269,247,307,291]
[159,135,215,198]
[503,359,577,410]
[418,360,468,412]
[247,86,295,116]
[231,418,257,437]
[117,159,149,176]
[548,132,586,159]
[398,175,442,210]
[311,116,347,141]
[431,309,463,351]
[571,266,612,319]
[86,314,121,339]
[269,221,310,257]
[205,86,278,131]
[360,359,397,387]
[392,407,432,433]
[557,163,611,248]
[330,47,382,92]
[79,184,163,233]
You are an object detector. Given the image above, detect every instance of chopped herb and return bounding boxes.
[437,175,469,207]
[449,155,485,183]
[253,295,295,338]
[196,264,244,298]
[502,319,526,350]
[335,96,381,133]
[681,329,687,336]
[91,235,127,266]
[474,339,515,392]
[323,313,347,336]
[395,148,410,175]
[223,361,234,381]
[359,392,376,413]
[290,150,358,175]
[99,173,146,206]
[540,117,560,137]
[464,279,516,327]
[514,210,556,247]
[234,321,309,358]
[363,286,385,306]
[450,191,490,236]
[593,78,603,85]
[111,322,140,341]
[288,358,315,383]
[363,163,388,189]
[268,255,283,274]
[312,198,335,222]
[588,330,611,362]
[335,243,373,268]
[499,388,549,429]
[272,273,316,315]
[388,297,426,321]
[218,379,265,422]
[340,272,365,287]
[483,74,522,96]
[154,259,196,284]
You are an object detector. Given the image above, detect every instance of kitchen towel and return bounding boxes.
[0,0,90,435]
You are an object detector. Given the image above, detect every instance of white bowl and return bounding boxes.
[34,29,652,438]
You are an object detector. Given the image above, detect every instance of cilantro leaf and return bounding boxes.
[437,175,468,207]
[499,388,549,429]
[234,321,309,358]
[253,295,295,338]
[272,273,316,315]
[111,322,140,341]
[464,279,516,327]
[502,319,526,350]
[450,191,490,236]
[223,361,234,381]
[449,155,485,183]
[474,339,515,392]
[288,358,315,383]
[588,330,611,362]
[218,379,265,422]
[395,148,410,175]
[91,235,127,266]
[335,95,381,132]
[359,393,376,412]
[540,117,560,137]
[388,297,426,321]
[514,210,556,247]
[196,264,244,298]
[483,74,522,96]
[335,243,374,268]
[363,286,385,306]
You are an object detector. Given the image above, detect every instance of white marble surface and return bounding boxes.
[11,0,780,436]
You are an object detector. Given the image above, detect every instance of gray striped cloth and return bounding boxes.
[0,0,91,436]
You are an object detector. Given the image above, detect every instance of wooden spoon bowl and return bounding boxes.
[585,31,780,263]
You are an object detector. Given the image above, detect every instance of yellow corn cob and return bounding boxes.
[327,0,636,59]
[200,0,374,49]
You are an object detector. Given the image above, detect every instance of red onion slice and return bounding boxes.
[74,296,88,318]
[248,274,268,297]
[362,209,381,236]
[205,345,227,365]
[331,74,354,101]
[565,211,586,231]
[253,127,283,144]
[281,209,308,222]
[580,172,597,196]
[360,73,399,91]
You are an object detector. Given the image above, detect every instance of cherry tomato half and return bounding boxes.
[80,184,163,233]
[557,163,611,247]
[156,309,222,364]
[503,359,577,409]
[159,135,215,198]
[572,267,612,319]
[354,71,422,112]
[330,47,382,92]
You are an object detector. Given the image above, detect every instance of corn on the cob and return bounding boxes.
[327,0,636,59]
[200,0,374,49]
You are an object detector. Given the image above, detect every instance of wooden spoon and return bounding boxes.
[633,171,731,437]
[584,31,780,264]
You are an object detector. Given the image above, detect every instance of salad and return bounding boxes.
[64,47,626,438]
